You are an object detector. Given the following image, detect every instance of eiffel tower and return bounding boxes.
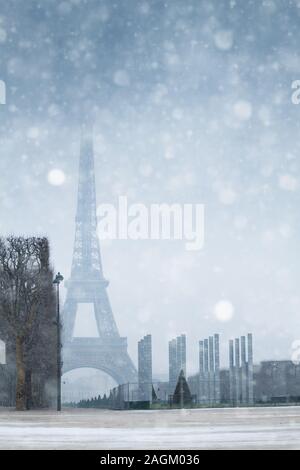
[62,123,137,385]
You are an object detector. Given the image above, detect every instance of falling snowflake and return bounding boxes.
[113,70,130,87]
[214,300,234,322]
[279,174,298,192]
[233,101,252,121]
[47,169,66,186]
[214,30,234,51]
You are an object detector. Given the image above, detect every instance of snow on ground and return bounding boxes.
[0,406,300,449]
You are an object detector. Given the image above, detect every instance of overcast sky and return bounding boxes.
[1,0,300,376]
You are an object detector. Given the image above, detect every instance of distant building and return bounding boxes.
[229,333,254,406]
[168,334,186,393]
[198,334,220,405]
[138,335,152,402]
[254,361,300,404]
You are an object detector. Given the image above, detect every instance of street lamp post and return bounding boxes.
[53,272,64,412]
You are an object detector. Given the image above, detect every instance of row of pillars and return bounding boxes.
[199,334,220,405]
[138,335,153,402]
[168,334,187,393]
[229,334,254,405]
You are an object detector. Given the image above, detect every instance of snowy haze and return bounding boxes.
[1,0,300,379]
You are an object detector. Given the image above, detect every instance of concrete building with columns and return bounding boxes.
[198,334,220,405]
[229,333,254,406]
[138,334,152,402]
[168,334,186,394]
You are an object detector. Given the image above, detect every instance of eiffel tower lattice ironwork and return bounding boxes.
[62,124,137,384]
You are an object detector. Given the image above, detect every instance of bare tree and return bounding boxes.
[25,265,57,409]
[0,236,54,410]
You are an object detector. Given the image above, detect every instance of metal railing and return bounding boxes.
[108,382,169,410]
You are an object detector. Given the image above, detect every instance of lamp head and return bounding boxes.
[53,272,64,285]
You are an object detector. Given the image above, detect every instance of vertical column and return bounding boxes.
[181,334,187,376]
[235,338,240,405]
[214,334,220,404]
[199,340,204,405]
[247,333,254,405]
[241,336,247,404]
[169,339,177,394]
[147,335,152,379]
[204,339,209,405]
[138,338,143,401]
[209,336,214,404]
[176,335,186,377]
[229,340,234,405]
[146,335,152,402]
[138,336,153,402]
[176,336,181,379]
[175,336,179,376]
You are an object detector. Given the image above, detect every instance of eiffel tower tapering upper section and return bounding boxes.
[71,121,104,280]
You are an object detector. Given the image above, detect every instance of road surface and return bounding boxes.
[0,406,299,449]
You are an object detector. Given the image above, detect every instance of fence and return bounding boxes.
[108,382,169,410]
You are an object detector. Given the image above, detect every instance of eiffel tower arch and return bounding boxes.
[62,123,137,385]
